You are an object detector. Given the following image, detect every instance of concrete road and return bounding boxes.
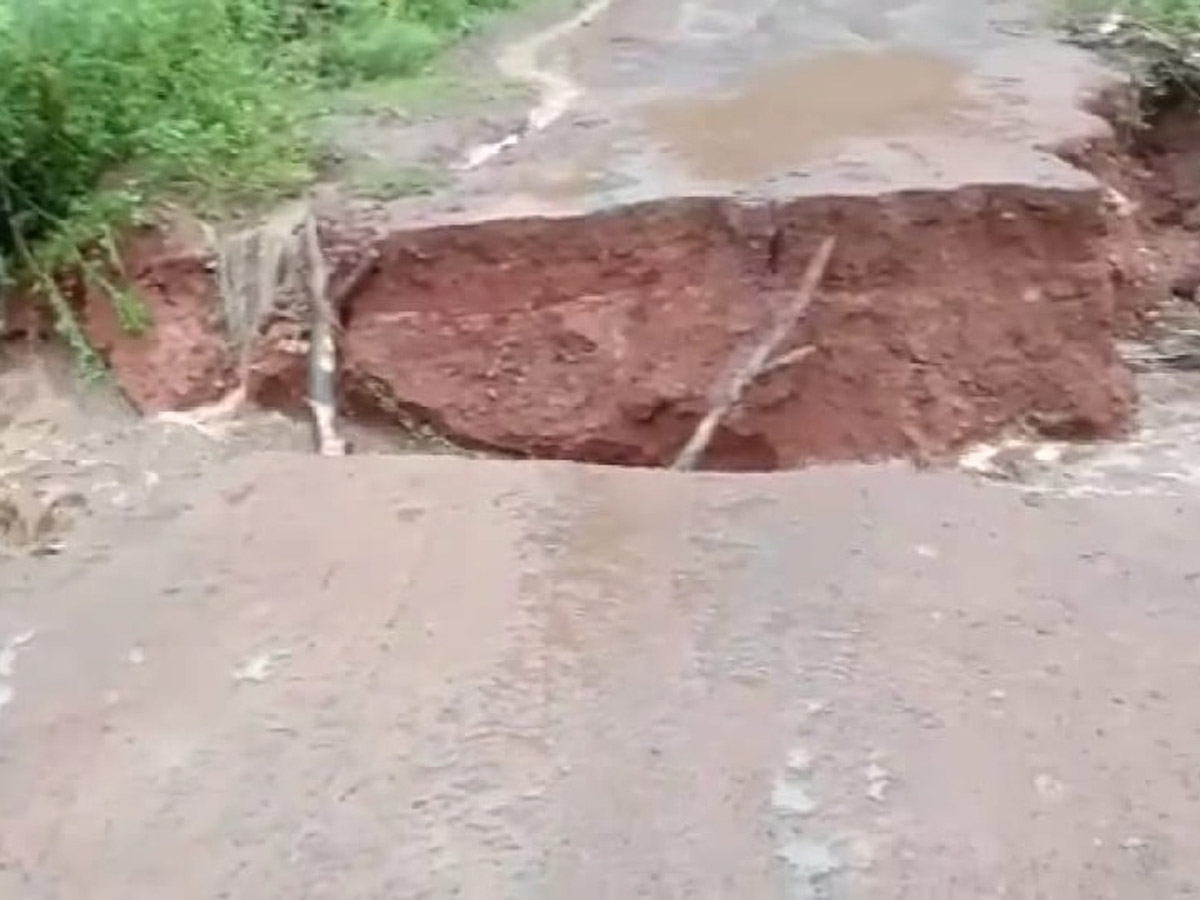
[3,454,1200,898]
[366,0,1115,226]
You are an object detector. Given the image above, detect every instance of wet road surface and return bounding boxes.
[3,455,1200,897]
[351,0,1117,227]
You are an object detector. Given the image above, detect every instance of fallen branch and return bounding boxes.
[758,344,817,378]
[301,213,348,456]
[671,236,836,471]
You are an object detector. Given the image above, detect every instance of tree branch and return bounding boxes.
[671,236,835,471]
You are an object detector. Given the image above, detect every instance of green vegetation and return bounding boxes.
[1063,0,1200,104]
[0,0,518,339]
[1086,0,1200,31]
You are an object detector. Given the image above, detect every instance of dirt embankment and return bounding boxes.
[339,184,1135,468]
[3,84,1195,471]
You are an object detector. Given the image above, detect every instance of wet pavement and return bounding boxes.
[3,454,1200,897]
[357,0,1118,226]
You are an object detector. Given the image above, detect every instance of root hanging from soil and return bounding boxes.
[300,214,346,456]
[154,204,348,456]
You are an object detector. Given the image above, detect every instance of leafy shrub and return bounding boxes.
[0,0,516,296]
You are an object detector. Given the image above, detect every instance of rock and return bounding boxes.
[1169,268,1200,302]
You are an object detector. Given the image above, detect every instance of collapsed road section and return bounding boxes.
[11,0,1191,470]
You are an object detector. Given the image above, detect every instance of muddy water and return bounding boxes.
[641,49,970,181]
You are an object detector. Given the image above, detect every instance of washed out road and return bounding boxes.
[5,0,1200,897]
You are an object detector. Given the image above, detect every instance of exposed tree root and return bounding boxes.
[153,204,358,455]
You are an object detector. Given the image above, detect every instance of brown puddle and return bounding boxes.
[641,49,971,181]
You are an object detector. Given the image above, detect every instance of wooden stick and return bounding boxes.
[758,344,817,377]
[671,236,836,471]
[302,214,348,457]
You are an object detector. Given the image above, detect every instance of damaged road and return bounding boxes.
[37,0,1168,470]
[6,0,1200,897]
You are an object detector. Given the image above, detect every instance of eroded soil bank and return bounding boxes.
[344,181,1140,468]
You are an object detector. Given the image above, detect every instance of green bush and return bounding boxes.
[1116,0,1200,30]
[0,0,287,260]
[309,0,519,83]
[0,0,517,287]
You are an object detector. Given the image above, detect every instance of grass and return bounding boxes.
[1060,0,1200,31]
[1080,0,1200,30]
[0,0,521,349]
